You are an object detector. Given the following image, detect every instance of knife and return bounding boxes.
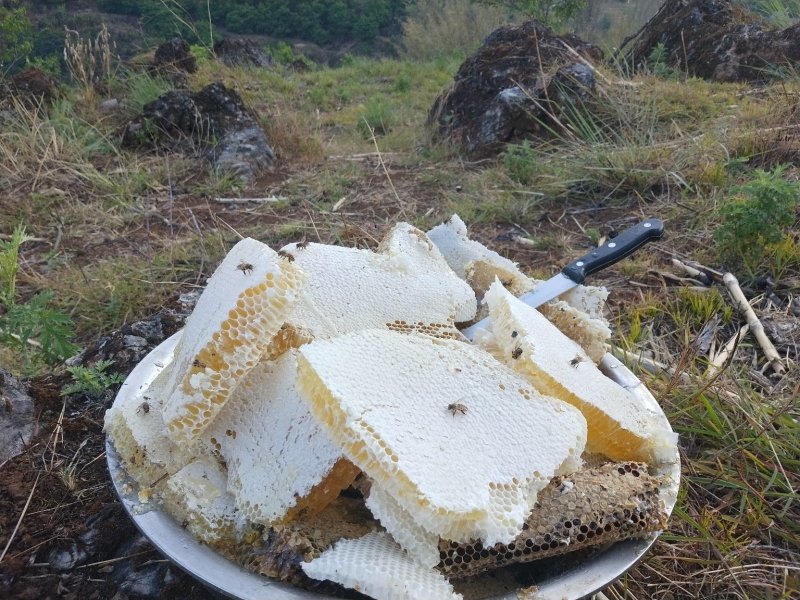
[461,218,665,341]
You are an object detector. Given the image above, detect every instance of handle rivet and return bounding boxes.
[644,222,652,228]
[608,242,617,248]
[576,261,585,267]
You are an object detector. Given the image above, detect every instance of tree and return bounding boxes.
[473,0,587,27]
[0,2,33,73]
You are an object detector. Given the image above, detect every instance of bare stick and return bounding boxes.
[671,258,712,285]
[722,272,785,375]
[0,471,40,564]
[214,197,285,204]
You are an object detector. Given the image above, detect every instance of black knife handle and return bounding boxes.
[561,218,664,284]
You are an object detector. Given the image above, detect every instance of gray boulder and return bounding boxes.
[430,20,603,157]
[121,82,275,182]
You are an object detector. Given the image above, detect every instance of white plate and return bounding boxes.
[107,331,679,600]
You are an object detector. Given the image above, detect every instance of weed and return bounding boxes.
[502,140,540,186]
[119,70,173,115]
[357,98,395,138]
[713,165,800,276]
[63,24,116,99]
[648,42,680,80]
[0,225,78,370]
[61,358,123,398]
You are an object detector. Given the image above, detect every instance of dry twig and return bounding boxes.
[723,273,785,375]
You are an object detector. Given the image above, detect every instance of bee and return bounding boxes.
[569,355,584,368]
[236,260,254,275]
[511,330,518,338]
[137,401,150,414]
[447,402,468,416]
[511,346,523,359]
[277,250,295,262]
[295,240,309,250]
[192,359,207,369]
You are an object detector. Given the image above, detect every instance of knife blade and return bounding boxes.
[461,218,665,341]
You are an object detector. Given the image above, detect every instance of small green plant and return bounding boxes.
[0,224,78,370]
[714,166,800,275]
[502,140,539,185]
[648,42,679,79]
[357,98,394,138]
[270,41,296,65]
[61,359,124,398]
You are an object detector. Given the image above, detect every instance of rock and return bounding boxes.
[624,0,800,82]
[121,82,275,182]
[74,303,193,379]
[429,20,603,157]
[153,38,197,74]
[0,68,59,109]
[0,369,37,464]
[213,38,273,68]
[100,98,121,112]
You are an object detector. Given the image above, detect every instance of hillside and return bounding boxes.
[0,1,798,599]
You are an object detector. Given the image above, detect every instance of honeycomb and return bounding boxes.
[159,237,305,442]
[241,494,377,587]
[428,214,611,360]
[203,351,359,525]
[427,215,533,302]
[238,461,666,589]
[296,328,588,545]
[302,532,463,600]
[280,223,477,343]
[483,281,678,465]
[537,299,611,364]
[160,456,239,544]
[436,462,667,578]
[104,364,195,486]
[366,481,441,567]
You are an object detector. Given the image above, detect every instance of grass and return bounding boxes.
[0,37,798,599]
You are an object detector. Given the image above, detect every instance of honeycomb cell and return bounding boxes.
[160,238,306,443]
[436,461,667,578]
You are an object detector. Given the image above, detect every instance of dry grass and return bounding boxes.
[401,0,517,60]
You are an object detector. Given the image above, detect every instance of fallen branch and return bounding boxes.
[723,272,785,375]
[671,258,712,285]
[214,196,285,204]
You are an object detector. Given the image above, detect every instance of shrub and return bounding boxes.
[714,166,800,275]
[502,140,539,185]
[0,225,78,371]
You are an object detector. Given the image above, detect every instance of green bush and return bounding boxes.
[714,166,800,275]
[358,98,395,138]
[0,2,33,73]
[0,225,78,371]
[502,140,539,185]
